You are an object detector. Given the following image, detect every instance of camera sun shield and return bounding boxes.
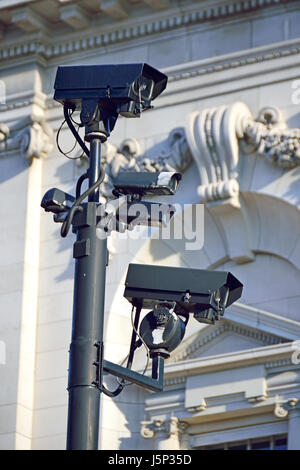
[124,264,243,317]
[113,172,182,196]
[54,63,168,118]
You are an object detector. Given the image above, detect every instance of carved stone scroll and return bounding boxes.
[186,102,300,207]
[186,102,253,208]
[0,113,53,159]
[274,398,299,418]
[141,417,189,450]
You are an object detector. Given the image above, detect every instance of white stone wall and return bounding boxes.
[0,0,299,450]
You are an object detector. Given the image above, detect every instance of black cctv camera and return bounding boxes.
[112,172,182,197]
[54,63,168,120]
[41,188,75,214]
[124,263,243,325]
[111,171,181,231]
[116,200,176,230]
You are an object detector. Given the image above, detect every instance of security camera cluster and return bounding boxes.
[40,62,243,439]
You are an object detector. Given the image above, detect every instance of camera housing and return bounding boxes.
[113,171,182,197]
[124,263,243,324]
[41,188,75,214]
[117,200,176,229]
[54,63,168,118]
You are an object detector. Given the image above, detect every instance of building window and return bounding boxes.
[200,435,287,450]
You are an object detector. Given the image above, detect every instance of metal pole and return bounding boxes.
[88,137,102,202]
[66,129,107,450]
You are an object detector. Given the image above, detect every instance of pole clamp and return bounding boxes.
[92,341,104,389]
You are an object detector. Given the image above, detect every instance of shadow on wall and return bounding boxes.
[287,111,300,129]
[284,166,300,206]
[102,374,153,451]
[0,152,29,184]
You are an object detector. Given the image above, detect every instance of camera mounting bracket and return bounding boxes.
[102,356,164,393]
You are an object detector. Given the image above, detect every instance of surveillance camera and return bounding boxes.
[54,63,168,119]
[139,301,187,359]
[112,171,182,197]
[124,263,243,325]
[116,200,176,229]
[41,188,75,214]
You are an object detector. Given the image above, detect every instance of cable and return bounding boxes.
[116,306,150,388]
[56,118,76,157]
[61,169,105,238]
[130,306,150,376]
[70,111,83,127]
[60,205,83,238]
[76,171,89,199]
[64,105,90,158]
[56,111,84,160]
[99,383,124,398]
[99,306,151,395]
[74,169,105,206]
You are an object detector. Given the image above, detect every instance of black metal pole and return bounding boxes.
[66,128,107,450]
[88,137,102,202]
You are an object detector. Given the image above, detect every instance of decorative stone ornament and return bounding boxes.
[15,120,53,160]
[186,102,251,208]
[0,113,53,159]
[140,417,189,449]
[186,102,300,207]
[0,123,9,142]
[274,398,299,418]
[243,110,300,169]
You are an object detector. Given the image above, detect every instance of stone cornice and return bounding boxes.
[0,0,298,65]
[41,39,300,113]
[0,89,46,113]
[163,342,296,379]
[156,38,300,110]
[163,304,300,378]
[165,37,300,84]
[171,321,286,364]
[226,303,300,342]
[0,38,299,114]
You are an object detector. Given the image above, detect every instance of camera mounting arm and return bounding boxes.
[103,356,164,393]
[103,306,165,394]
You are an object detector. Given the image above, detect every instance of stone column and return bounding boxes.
[288,406,300,450]
[274,398,300,450]
[0,110,53,449]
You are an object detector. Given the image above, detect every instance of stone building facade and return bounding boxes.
[0,0,300,450]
